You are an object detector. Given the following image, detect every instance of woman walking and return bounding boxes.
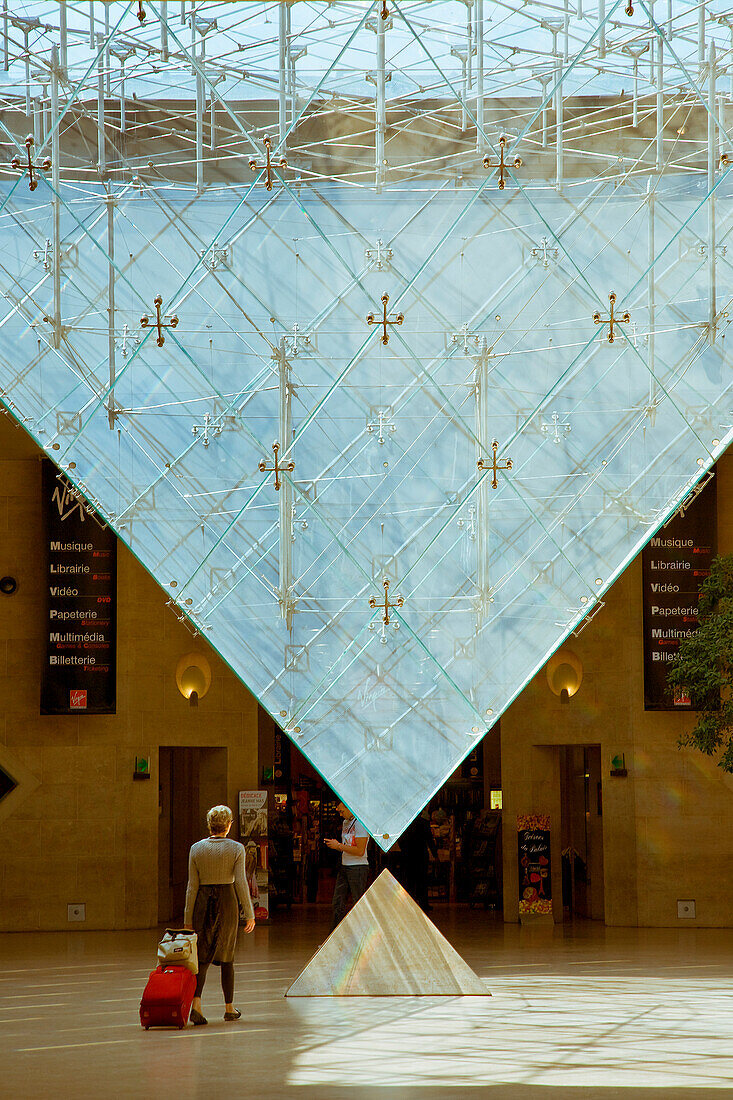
[184,804,255,1025]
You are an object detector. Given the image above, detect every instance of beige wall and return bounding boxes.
[502,453,733,928]
[0,420,259,931]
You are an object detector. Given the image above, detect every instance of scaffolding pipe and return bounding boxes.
[279,2,287,147]
[647,182,651,411]
[376,13,386,191]
[104,3,110,94]
[476,0,484,152]
[451,48,468,131]
[655,35,663,171]
[24,40,31,119]
[476,345,490,622]
[119,57,126,135]
[698,2,705,70]
[599,0,606,60]
[106,196,116,429]
[466,0,473,89]
[161,1,168,62]
[97,36,105,173]
[647,181,655,406]
[287,2,293,124]
[51,46,61,351]
[563,0,569,63]
[704,40,708,338]
[59,3,67,75]
[2,1,7,73]
[278,345,293,631]
[196,72,204,193]
[556,63,564,190]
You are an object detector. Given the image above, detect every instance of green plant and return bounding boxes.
[667,553,733,770]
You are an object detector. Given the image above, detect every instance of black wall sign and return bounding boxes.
[41,461,117,714]
[642,474,717,710]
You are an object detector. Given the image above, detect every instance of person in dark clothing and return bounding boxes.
[399,811,438,911]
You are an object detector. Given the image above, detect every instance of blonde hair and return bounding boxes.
[207,805,233,835]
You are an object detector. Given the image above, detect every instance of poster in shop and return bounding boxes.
[517,813,552,916]
[642,474,717,710]
[239,790,270,921]
[41,460,116,715]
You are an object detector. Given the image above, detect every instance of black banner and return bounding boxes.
[642,474,717,710]
[517,814,552,917]
[41,461,116,714]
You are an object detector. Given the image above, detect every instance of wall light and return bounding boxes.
[176,652,211,707]
[546,649,583,704]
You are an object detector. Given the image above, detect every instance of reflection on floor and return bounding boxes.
[2,907,733,1099]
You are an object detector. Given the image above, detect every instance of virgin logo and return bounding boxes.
[70,690,87,709]
[52,482,87,523]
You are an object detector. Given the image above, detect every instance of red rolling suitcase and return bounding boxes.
[140,965,197,1029]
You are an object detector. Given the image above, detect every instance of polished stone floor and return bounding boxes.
[2,907,733,1099]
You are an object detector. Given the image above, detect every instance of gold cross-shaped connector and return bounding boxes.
[249,136,287,191]
[258,442,294,491]
[140,295,179,347]
[366,293,404,345]
[593,292,630,344]
[11,135,50,192]
[477,439,513,489]
[369,577,404,626]
[482,135,523,190]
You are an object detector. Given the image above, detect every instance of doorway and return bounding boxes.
[559,745,605,921]
[158,746,228,924]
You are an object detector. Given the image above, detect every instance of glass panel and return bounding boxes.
[0,2,731,845]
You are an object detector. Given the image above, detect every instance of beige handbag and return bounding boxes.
[157,928,198,975]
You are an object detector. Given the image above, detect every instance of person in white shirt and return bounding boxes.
[325,802,370,931]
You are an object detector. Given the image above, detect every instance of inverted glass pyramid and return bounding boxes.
[0,1,731,845]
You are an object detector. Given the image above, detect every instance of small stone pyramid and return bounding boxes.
[286,869,489,996]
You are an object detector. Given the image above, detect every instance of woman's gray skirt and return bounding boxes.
[192,884,239,966]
